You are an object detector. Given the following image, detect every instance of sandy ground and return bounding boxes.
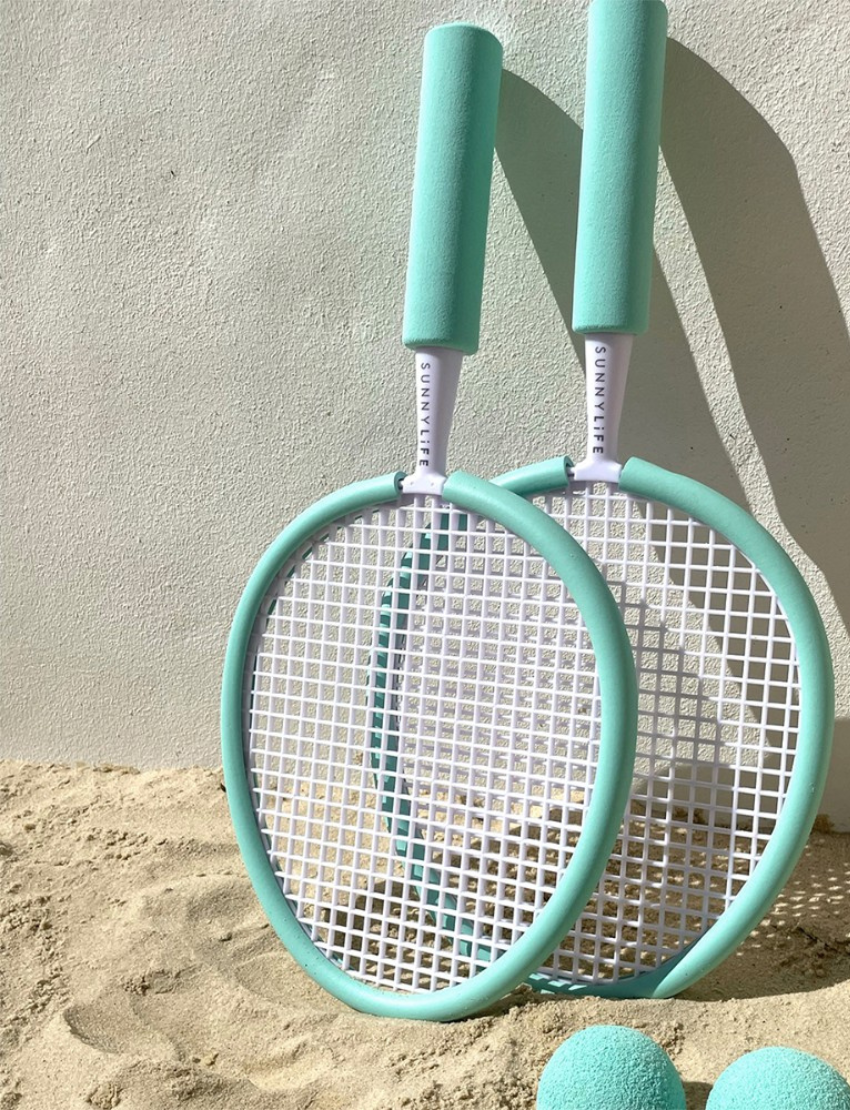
[0,760,848,1110]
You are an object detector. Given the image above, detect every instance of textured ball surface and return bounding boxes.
[707,1047,850,1109]
[536,1025,686,1110]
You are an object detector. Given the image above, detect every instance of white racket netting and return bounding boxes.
[533,483,800,985]
[243,496,602,993]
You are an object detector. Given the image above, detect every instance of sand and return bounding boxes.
[0,760,847,1109]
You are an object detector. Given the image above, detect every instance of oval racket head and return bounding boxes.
[496,459,833,997]
[221,22,639,1021]
[493,0,833,997]
[222,470,637,1019]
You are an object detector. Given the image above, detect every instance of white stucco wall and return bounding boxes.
[3,1,849,825]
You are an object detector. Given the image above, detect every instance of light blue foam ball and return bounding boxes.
[707,1047,850,1110]
[536,1025,686,1110]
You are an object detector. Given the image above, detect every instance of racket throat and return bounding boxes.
[401,347,463,495]
[571,333,632,484]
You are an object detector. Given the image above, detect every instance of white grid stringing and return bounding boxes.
[534,483,801,984]
[244,495,602,993]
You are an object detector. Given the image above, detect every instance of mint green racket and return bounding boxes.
[495,0,833,998]
[221,23,637,1021]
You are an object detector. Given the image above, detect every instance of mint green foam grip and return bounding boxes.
[402,24,503,355]
[573,0,668,335]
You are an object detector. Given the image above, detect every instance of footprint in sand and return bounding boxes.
[62,874,343,1098]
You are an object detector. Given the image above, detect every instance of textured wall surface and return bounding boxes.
[3,1,849,823]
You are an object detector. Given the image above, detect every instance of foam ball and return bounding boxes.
[706,1047,850,1109]
[536,1025,686,1109]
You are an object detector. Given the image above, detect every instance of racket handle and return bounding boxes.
[402,23,503,355]
[573,0,668,336]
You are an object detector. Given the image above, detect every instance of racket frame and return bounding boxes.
[492,453,834,998]
[222,466,639,1019]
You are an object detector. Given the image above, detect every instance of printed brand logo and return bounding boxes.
[418,361,431,468]
[591,344,607,455]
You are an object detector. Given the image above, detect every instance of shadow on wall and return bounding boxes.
[496,42,850,821]
[660,43,850,632]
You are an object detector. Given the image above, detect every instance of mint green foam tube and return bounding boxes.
[402,24,503,355]
[572,0,668,335]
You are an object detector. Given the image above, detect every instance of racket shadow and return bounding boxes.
[661,41,850,831]
[662,41,850,638]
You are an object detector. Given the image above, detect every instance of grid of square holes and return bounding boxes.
[535,484,800,985]
[244,496,602,993]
